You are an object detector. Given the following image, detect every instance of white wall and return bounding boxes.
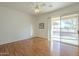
[0,6,34,45]
[33,16,50,39]
[34,3,79,39]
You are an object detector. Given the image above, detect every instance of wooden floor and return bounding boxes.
[0,37,50,56]
[0,37,79,56]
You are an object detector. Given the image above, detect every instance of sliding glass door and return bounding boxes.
[60,14,78,56]
[51,17,61,56]
[51,14,79,56]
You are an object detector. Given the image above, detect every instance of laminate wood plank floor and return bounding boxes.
[0,37,79,56]
[0,37,50,56]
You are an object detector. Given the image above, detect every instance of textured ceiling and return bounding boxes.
[0,2,77,16]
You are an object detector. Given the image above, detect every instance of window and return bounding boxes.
[61,14,78,40]
[51,14,78,45]
[51,17,60,41]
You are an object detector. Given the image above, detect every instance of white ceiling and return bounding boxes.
[0,2,77,16]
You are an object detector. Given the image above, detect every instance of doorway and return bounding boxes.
[51,14,79,56]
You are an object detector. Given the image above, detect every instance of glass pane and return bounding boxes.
[51,17,60,40]
[60,14,78,56]
[51,17,60,56]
